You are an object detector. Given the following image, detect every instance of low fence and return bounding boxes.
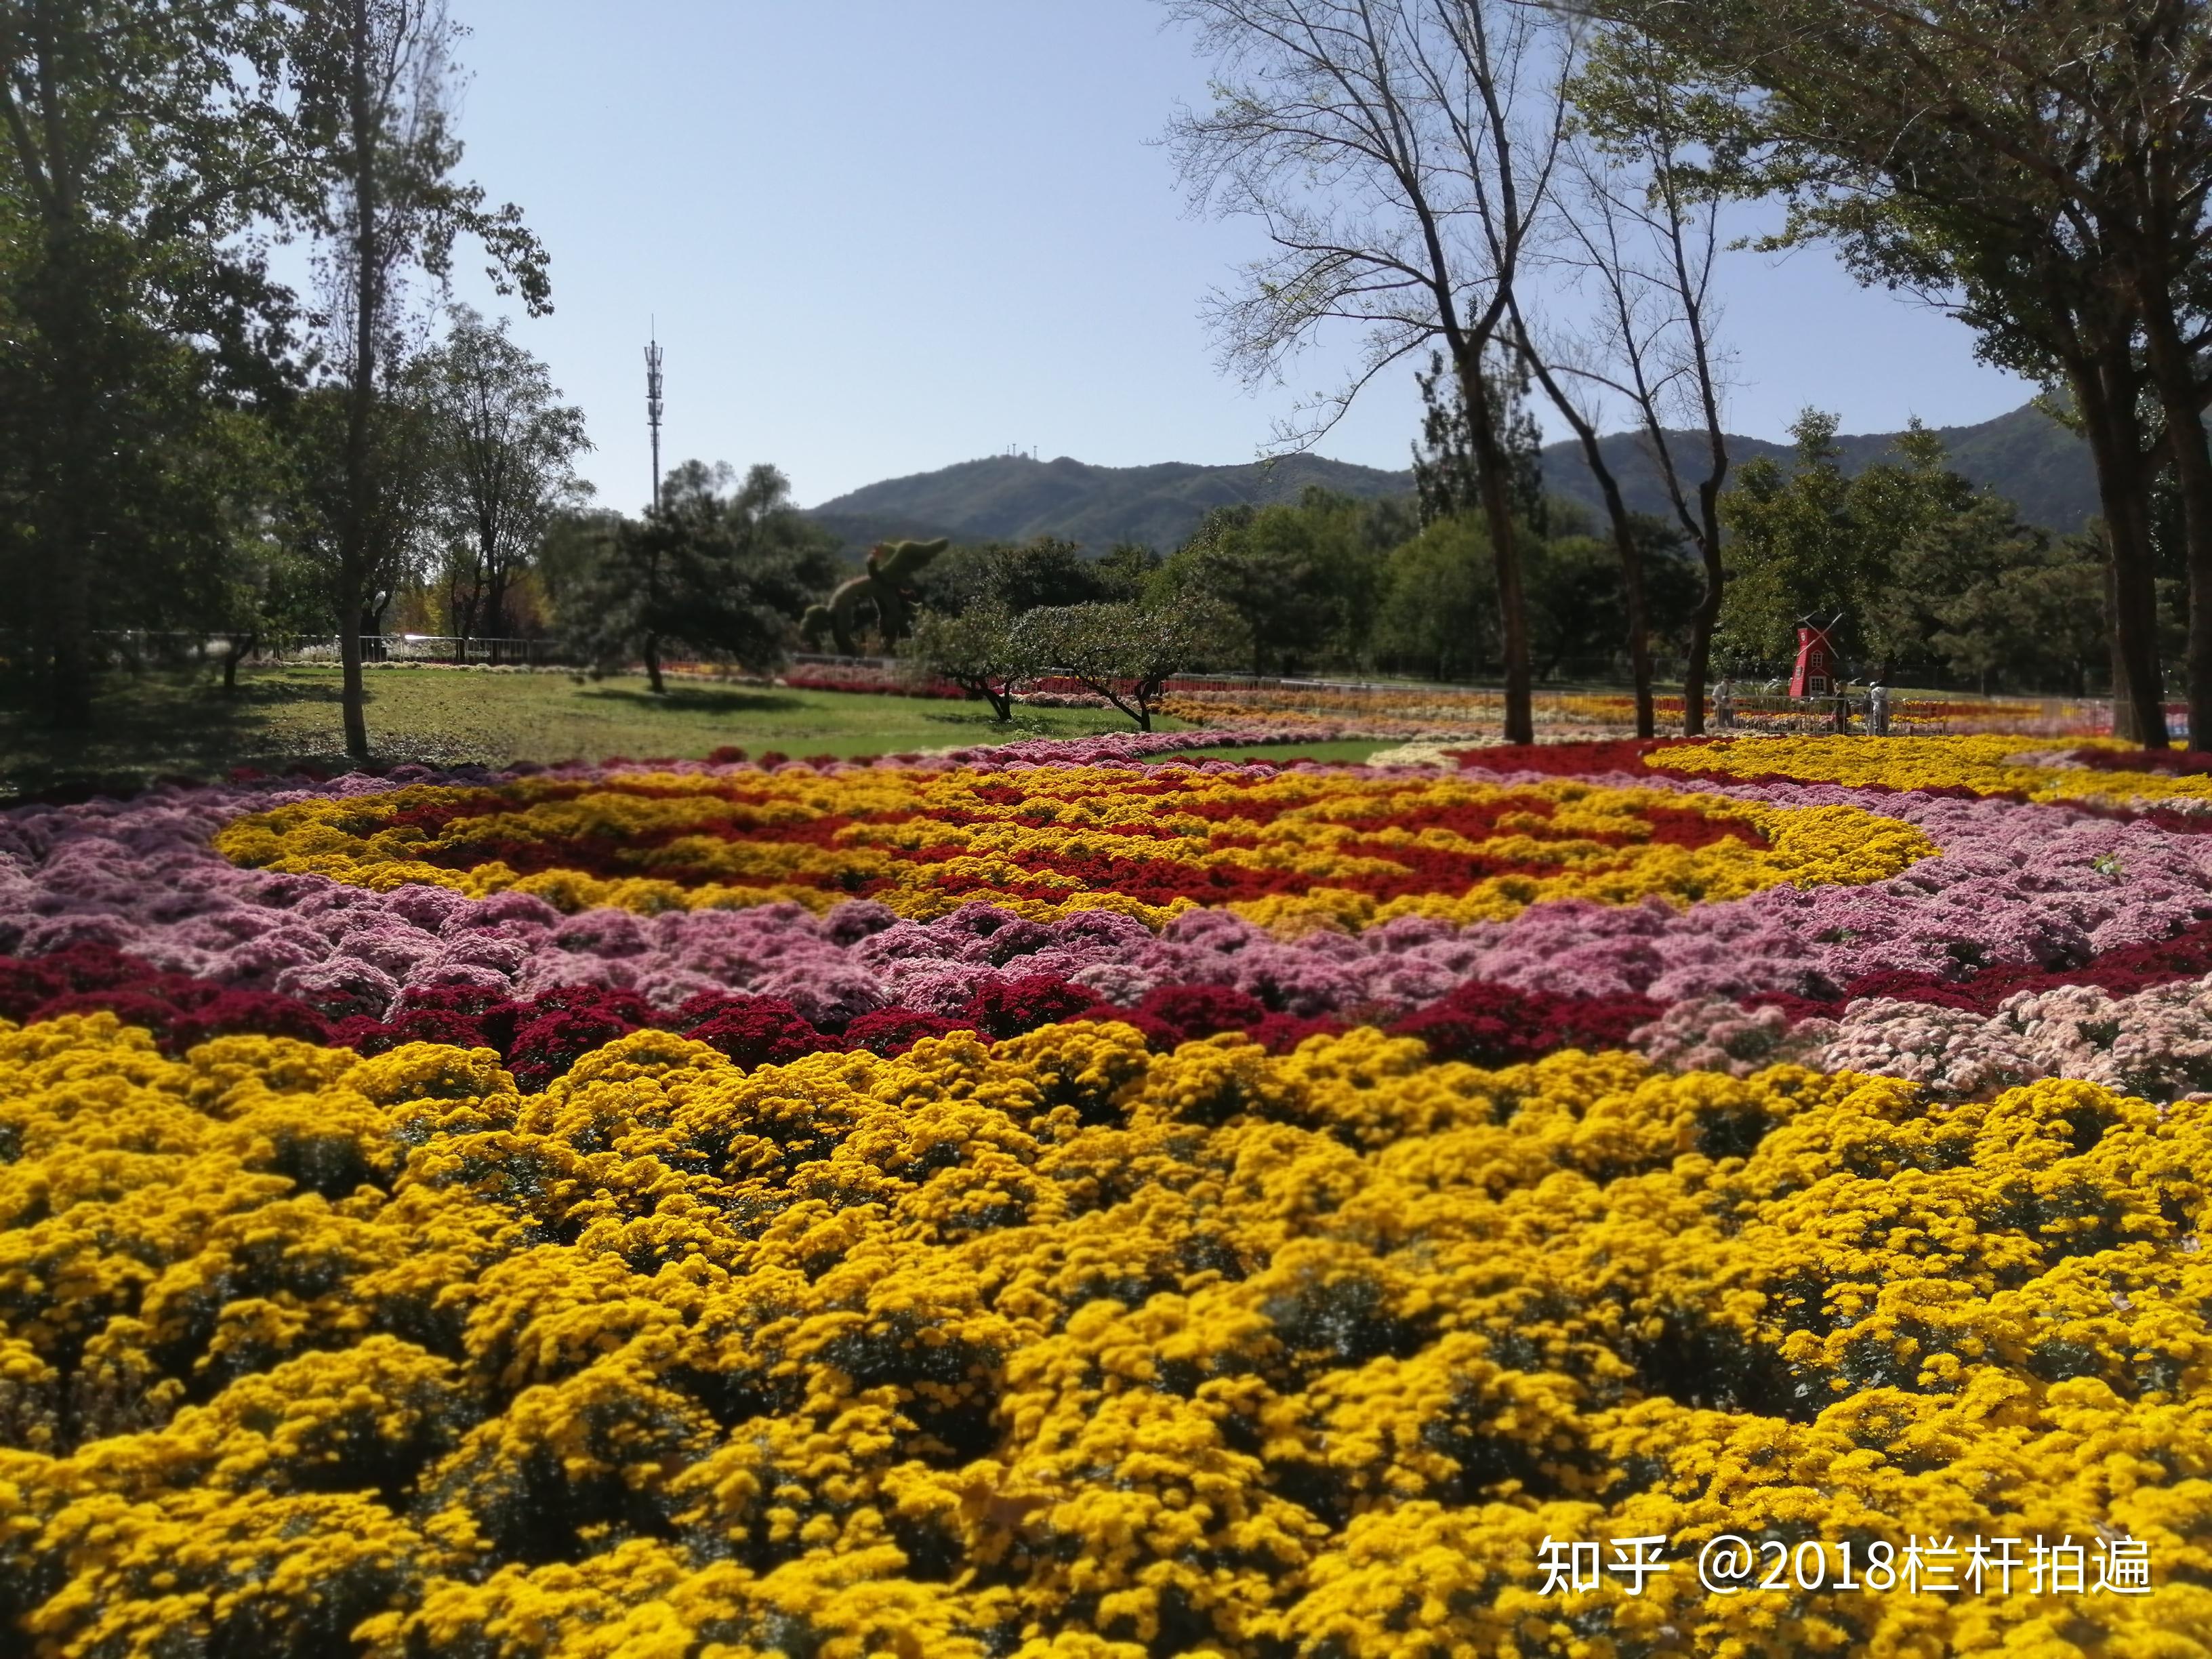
[1708,691,2121,738]
[1151,676,2146,739]
[288,636,571,668]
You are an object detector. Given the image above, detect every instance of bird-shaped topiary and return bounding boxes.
[802,537,949,655]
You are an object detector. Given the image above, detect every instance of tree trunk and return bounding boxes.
[45,518,93,728]
[485,545,509,664]
[1616,510,1653,740]
[338,563,369,756]
[2102,536,2137,742]
[1521,347,1652,738]
[1457,349,1533,744]
[2136,293,2212,750]
[337,0,380,762]
[2074,345,2169,747]
[1681,469,1727,739]
[643,633,664,695]
[36,224,96,729]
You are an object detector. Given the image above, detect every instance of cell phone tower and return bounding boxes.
[644,327,665,512]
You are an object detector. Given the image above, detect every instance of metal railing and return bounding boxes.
[287,635,572,667]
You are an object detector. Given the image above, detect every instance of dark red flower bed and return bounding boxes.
[0,943,337,1050]
[1388,980,1662,1069]
[1,944,1673,1079]
[1745,914,2212,1021]
[779,670,966,699]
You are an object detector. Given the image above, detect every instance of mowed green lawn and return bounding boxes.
[0,665,1208,798]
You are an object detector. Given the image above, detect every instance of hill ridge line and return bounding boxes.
[802,398,2091,552]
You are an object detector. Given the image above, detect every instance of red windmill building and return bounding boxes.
[1789,613,1844,699]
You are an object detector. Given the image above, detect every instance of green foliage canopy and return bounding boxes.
[901,601,1046,722]
[0,0,296,718]
[1717,412,2102,691]
[566,462,835,693]
[1023,598,1241,731]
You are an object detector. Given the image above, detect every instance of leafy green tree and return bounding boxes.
[283,0,550,758]
[1928,536,2107,696]
[1526,534,1626,681]
[567,462,834,694]
[272,380,436,653]
[415,306,592,653]
[171,408,328,688]
[533,507,624,625]
[0,0,293,724]
[1372,516,1498,682]
[1024,598,1241,730]
[1094,541,1164,602]
[1853,428,2019,672]
[909,536,1107,616]
[1411,348,1547,539]
[1718,413,2074,686]
[1375,501,1702,684]
[1713,411,1860,668]
[902,601,1046,721]
[1586,0,2190,743]
[1160,489,1388,676]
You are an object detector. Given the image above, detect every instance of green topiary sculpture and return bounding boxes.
[808,537,948,656]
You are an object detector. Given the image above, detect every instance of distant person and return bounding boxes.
[1714,676,1736,731]
[1868,680,1891,737]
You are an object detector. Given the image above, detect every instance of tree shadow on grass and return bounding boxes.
[918,707,1139,735]
[226,674,346,705]
[0,670,322,802]
[575,684,806,716]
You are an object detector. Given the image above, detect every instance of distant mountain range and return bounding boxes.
[802,398,2100,555]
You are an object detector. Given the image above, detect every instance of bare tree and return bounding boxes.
[1522,23,1734,735]
[285,0,548,758]
[1160,0,1572,743]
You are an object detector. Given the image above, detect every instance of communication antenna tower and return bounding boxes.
[644,326,665,512]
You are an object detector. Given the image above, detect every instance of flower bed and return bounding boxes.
[778,661,968,699]
[3,733,2210,1654]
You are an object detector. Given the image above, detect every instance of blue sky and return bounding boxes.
[430,0,2039,517]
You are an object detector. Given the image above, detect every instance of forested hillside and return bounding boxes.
[804,400,2097,553]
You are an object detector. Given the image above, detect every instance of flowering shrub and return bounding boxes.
[10,741,2212,1052]
[778,661,968,699]
[1644,731,2212,807]
[3,1015,2207,1656]
[14,732,2212,1652]
[211,765,1933,930]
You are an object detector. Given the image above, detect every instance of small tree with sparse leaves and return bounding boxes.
[1025,598,1241,731]
[903,601,1046,721]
